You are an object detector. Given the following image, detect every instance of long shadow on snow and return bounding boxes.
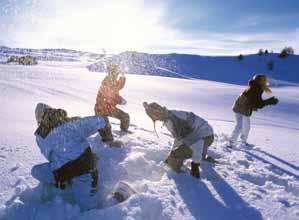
[169,165,262,220]
[238,149,299,179]
[255,149,299,172]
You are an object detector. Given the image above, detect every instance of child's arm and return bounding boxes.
[264,97,279,106]
[251,92,278,109]
[54,116,106,140]
[71,116,106,139]
[116,77,126,90]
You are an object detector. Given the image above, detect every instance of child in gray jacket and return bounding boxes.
[143,102,214,179]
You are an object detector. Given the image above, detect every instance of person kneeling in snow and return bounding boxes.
[94,63,130,143]
[143,102,214,179]
[229,74,279,147]
[32,103,106,210]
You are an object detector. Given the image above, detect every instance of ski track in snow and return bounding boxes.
[0,62,299,220]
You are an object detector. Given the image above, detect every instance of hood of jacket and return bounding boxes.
[35,108,77,138]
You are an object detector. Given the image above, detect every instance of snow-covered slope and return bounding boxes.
[87,51,299,85]
[0,62,298,220]
[0,46,104,63]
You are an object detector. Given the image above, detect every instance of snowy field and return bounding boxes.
[0,62,298,220]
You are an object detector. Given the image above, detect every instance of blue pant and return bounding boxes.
[31,163,98,211]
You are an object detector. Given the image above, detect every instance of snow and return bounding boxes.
[0,61,299,220]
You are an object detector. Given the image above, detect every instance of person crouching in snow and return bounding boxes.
[32,103,106,210]
[94,63,130,143]
[229,74,279,147]
[143,102,214,179]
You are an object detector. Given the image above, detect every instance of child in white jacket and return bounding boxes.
[32,103,106,210]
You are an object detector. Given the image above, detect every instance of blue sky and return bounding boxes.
[0,0,298,55]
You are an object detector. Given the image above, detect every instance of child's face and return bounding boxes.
[260,76,269,87]
[149,111,164,121]
[146,105,166,121]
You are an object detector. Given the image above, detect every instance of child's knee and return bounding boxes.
[236,122,243,130]
[120,112,130,130]
[31,165,43,181]
[165,157,183,172]
[31,163,53,183]
[121,112,130,124]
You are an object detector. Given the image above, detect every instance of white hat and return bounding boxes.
[35,103,51,124]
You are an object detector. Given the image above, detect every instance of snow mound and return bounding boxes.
[1,128,299,220]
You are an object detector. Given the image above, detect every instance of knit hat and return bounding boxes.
[35,103,51,124]
[252,74,267,82]
[143,102,168,138]
[143,102,166,122]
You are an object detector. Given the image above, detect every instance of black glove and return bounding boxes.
[266,97,279,105]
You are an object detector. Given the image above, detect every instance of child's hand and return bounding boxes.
[268,97,279,105]
[120,98,127,105]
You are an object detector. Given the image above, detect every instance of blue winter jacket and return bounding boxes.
[35,116,105,171]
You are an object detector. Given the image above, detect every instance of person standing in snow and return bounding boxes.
[229,74,279,146]
[32,103,106,210]
[94,63,130,142]
[143,102,214,179]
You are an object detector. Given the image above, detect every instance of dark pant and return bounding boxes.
[99,108,130,142]
[165,135,214,172]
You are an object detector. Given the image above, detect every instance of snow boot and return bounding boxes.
[226,140,236,148]
[165,157,184,173]
[204,155,218,164]
[190,162,200,179]
[240,140,254,148]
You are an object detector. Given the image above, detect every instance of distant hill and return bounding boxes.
[1,46,297,85]
[0,46,104,63]
[87,51,299,85]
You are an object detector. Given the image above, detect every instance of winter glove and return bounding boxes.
[266,97,279,105]
[120,98,127,105]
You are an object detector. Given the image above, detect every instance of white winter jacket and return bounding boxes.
[35,116,105,171]
[164,110,213,146]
